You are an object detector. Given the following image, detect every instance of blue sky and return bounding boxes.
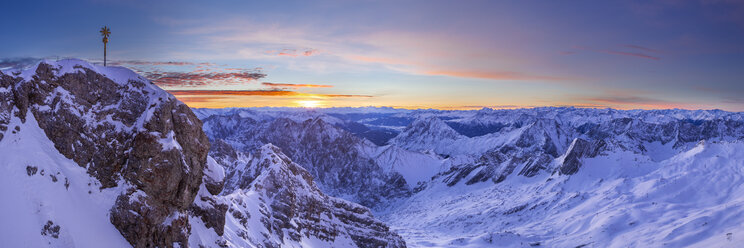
[2,0,743,110]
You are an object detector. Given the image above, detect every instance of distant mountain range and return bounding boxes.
[196,105,744,247]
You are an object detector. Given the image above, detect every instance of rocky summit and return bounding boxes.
[1,59,214,247]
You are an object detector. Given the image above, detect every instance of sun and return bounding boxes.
[297,100,321,108]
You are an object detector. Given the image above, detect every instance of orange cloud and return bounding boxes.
[266,48,320,57]
[262,82,333,88]
[168,90,372,98]
[170,90,374,108]
[303,49,319,56]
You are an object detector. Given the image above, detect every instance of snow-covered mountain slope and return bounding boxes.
[0,59,225,247]
[388,116,466,154]
[381,141,744,247]
[360,145,443,188]
[0,111,131,248]
[219,144,406,247]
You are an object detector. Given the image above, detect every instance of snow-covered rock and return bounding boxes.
[220,144,406,247]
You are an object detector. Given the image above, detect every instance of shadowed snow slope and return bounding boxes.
[381,141,744,247]
[0,111,131,247]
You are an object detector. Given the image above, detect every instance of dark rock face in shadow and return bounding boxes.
[559,138,607,175]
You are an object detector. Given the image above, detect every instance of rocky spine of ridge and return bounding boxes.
[220,144,407,247]
[0,60,224,247]
[438,118,569,186]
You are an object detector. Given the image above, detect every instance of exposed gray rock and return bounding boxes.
[1,59,211,247]
[26,165,38,176]
[189,157,228,236]
[41,220,60,239]
[0,71,17,142]
[559,138,607,175]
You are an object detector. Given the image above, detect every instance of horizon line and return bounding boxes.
[186,104,740,113]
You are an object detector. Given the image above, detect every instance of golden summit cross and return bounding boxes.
[100,26,110,66]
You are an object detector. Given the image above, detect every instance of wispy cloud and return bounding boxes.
[423,69,563,81]
[580,95,668,105]
[143,70,266,87]
[303,49,319,56]
[597,50,661,60]
[172,21,566,82]
[110,59,266,87]
[570,46,662,60]
[264,48,320,57]
[111,60,217,67]
[262,82,333,88]
[570,90,684,109]
[168,90,372,98]
[622,44,661,53]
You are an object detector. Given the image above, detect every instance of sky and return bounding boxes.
[1,0,743,110]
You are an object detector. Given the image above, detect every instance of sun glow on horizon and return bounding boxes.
[296,100,322,108]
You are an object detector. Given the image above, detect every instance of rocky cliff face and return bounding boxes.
[0,59,220,247]
[558,138,607,175]
[220,144,407,247]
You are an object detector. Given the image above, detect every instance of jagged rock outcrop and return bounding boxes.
[558,138,607,175]
[189,157,228,237]
[0,72,15,142]
[221,144,407,247]
[0,59,217,247]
